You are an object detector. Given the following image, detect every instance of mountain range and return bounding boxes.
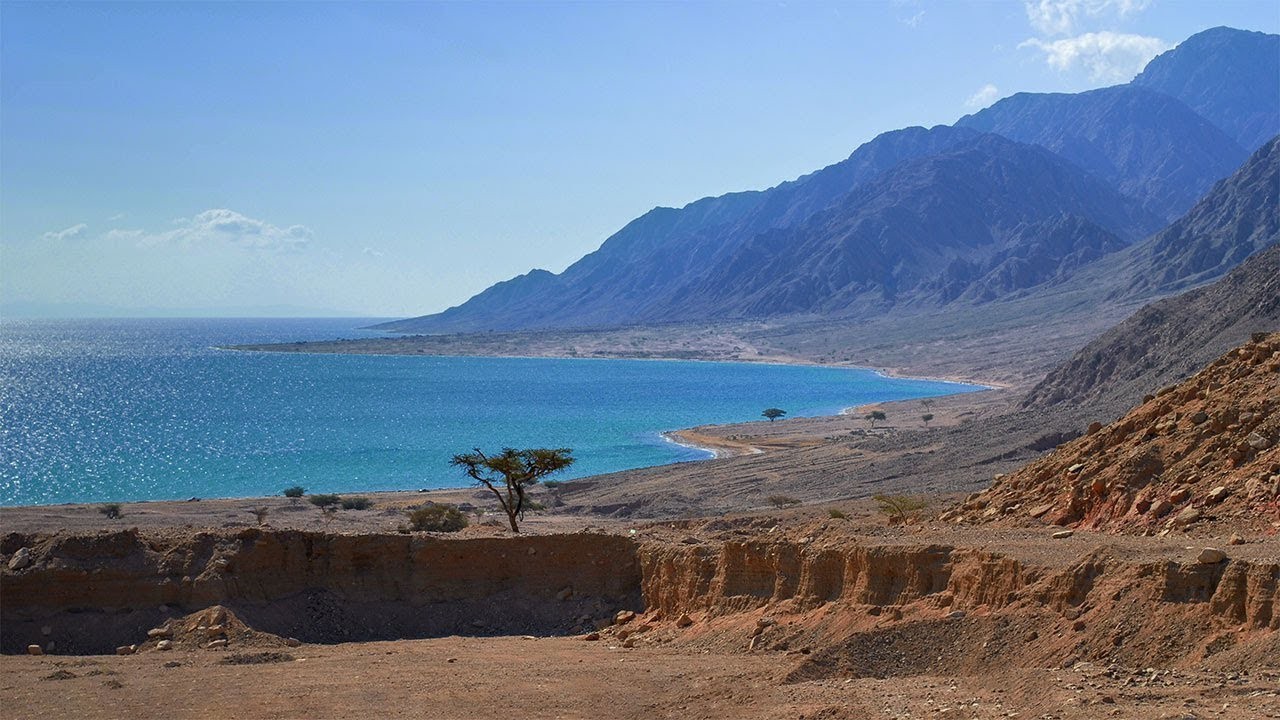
[379,26,1279,335]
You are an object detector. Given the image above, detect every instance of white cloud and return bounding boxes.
[107,213,125,222]
[1024,0,1153,36]
[42,223,88,242]
[129,209,313,251]
[362,247,385,258]
[900,10,925,28]
[1020,31,1170,82]
[966,84,1001,108]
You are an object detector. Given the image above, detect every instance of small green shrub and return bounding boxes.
[98,503,123,519]
[872,493,928,524]
[827,508,849,520]
[283,486,305,499]
[340,496,373,510]
[767,495,801,509]
[407,504,469,532]
[309,494,341,509]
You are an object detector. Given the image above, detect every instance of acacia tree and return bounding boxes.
[865,410,887,428]
[921,413,934,427]
[762,408,787,422]
[451,447,574,532]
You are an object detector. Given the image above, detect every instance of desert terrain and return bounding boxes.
[4,335,1278,719]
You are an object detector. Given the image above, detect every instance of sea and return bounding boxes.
[0,318,982,506]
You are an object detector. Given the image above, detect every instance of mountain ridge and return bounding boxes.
[379,26,1278,336]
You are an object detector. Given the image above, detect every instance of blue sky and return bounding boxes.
[2,1,1277,317]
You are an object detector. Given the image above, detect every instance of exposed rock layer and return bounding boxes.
[4,528,1276,675]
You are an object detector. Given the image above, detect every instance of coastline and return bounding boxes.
[660,429,764,459]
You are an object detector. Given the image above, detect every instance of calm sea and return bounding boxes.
[0,318,980,506]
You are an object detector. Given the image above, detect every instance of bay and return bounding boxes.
[0,318,980,506]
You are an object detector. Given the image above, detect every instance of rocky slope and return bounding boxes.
[1114,135,1279,300]
[958,333,1280,533]
[956,85,1247,221]
[660,134,1158,318]
[1021,244,1280,417]
[1133,26,1280,152]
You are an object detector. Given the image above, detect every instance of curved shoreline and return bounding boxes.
[660,429,764,460]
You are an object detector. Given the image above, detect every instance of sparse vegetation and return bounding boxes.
[451,447,574,532]
[250,507,270,526]
[321,506,338,526]
[872,493,928,524]
[767,495,801,509]
[407,503,469,533]
[762,407,786,422]
[308,494,341,509]
[827,508,849,520]
[340,496,373,510]
[922,413,934,427]
[98,503,122,519]
[865,410,887,428]
[283,486,305,504]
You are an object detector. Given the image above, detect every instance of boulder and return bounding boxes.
[1191,411,1209,425]
[1052,530,1074,539]
[147,627,172,639]
[1169,488,1191,504]
[206,639,228,649]
[1247,431,1272,450]
[614,610,636,625]
[1197,548,1227,564]
[1174,507,1202,526]
[285,638,303,647]
[26,645,42,656]
[675,614,694,628]
[115,645,136,656]
[156,640,172,651]
[582,632,600,641]
[1206,486,1229,504]
[8,548,33,571]
[1028,503,1054,519]
[1228,534,1246,546]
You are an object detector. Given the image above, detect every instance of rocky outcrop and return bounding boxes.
[0,529,642,654]
[4,528,1275,674]
[966,333,1280,532]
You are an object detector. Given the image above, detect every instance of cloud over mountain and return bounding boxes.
[1021,31,1170,81]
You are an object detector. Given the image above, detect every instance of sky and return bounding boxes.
[2,1,1277,318]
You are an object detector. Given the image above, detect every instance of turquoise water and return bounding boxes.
[0,318,980,506]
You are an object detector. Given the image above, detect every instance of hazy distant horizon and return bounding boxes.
[0,300,384,320]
